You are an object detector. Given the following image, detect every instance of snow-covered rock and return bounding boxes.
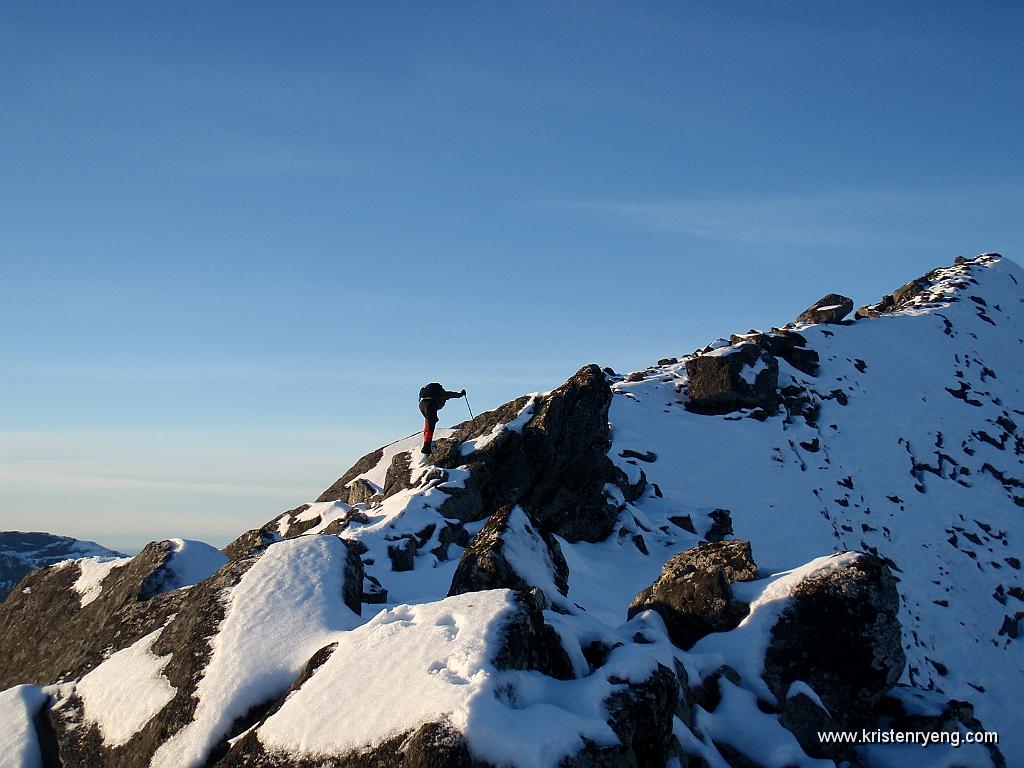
[0,530,123,600]
[1,252,1021,767]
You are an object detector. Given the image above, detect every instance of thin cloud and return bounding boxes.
[564,186,1020,249]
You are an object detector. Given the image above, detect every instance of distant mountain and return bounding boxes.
[0,254,1020,767]
[0,531,124,599]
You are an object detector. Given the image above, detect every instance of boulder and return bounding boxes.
[565,663,680,767]
[795,293,854,325]
[762,552,904,727]
[431,365,623,543]
[448,505,569,601]
[684,344,780,416]
[628,540,758,649]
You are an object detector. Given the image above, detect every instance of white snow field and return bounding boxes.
[1,254,1020,767]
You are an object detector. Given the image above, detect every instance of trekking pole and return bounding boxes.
[464,392,475,423]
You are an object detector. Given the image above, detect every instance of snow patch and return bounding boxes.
[0,685,48,768]
[72,555,133,607]
[77,628,176,747]
[150,536,362,768]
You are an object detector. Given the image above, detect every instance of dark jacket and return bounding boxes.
[419,383,462,406]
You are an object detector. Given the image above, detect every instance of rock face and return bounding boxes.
[429,364,624,543]
[628,540,759,649]
[0,531,123,600]
[448,505,569,601]
[795,293,854,325]
[0,540,185,689]
[763,552,905,727]
[684,343,780,416]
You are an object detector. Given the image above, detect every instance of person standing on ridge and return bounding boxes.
[419,383,466,454]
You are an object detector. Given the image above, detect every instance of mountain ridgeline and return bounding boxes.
[1,253,1021,768]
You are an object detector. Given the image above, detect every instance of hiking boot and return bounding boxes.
[420,444,432,455]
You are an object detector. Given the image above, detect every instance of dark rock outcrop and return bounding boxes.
[565,664,680,768]
[51,537,363,768]
[223,528,280,561]
[762,552,904,727]
[316,447,386,504]
[684,344,780,416]
[448,505,569,599]
[795,293,854,325]
[429,365,623,543]
[0,540,189,689]
[779,690,861,765]
[628,540,758,649]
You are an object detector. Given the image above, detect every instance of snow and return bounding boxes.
[696,680,832,767]
[72,555,133,607]
[0,685,47,768]
[500,506,565,604]
[691,552,863,703]
[150,536,363,768]
[12,254,1024,767]
[739,356,768,386]
[461,396,537,456]
[257,590,675,768]
[161,538,227,589]
[76,628,175,747]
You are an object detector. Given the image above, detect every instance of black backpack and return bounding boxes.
[419,383,444,400]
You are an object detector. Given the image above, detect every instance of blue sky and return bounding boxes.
[2,2,1021,551]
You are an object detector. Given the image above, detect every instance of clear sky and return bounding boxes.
[2,2,1021,552]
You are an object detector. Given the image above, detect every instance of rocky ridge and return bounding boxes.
[0,253,1020,768]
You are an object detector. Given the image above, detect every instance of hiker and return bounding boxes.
[419,383,466,454]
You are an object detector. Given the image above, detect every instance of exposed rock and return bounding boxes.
[223,528,279,561]
[763,552,904,727]
[0,540,189,688]
[429,520,470,561]
[347,478,381,507]
[779,690,861,765]
[492,589,574,680]
[795,293,854,325]
[684,343,780,416]
[0,531,123,600]
[383,453,415,498]
[448,505,569,600]
[387,536,418,572]
[628,540,758,649]
[763,329,819,375]
[430,365,623,543]
[704,509,734,542]
[316,446,385,503]
[565,664,680,767]
[362,574,389,604]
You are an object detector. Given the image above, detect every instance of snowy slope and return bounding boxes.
[0,253,1020,768]
[0,530,123,599]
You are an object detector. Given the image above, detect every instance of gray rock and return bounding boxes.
[0,540,188,689]
[763,552,905,728]
[387,536,417,572]
[448,505,569,599]
[628,540,758,649]
[684,343,780,416]
[704,509,734,542]
[779,691,862,765]
[222,529,279,561]
[316,446,385,503]
[431,365,623,543]
[795,293,854,325]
